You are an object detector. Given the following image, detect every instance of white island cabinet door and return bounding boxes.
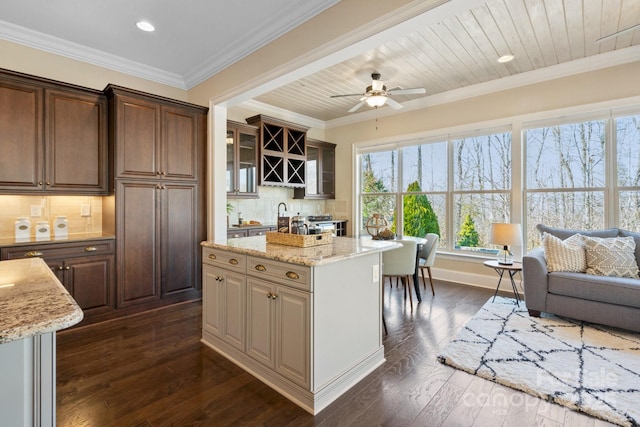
[276,285,310,389]
[246,278,276,368]
[202,264,245,351]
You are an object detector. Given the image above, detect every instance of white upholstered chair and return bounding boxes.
[418,233,439,296]
[382,239,418,310]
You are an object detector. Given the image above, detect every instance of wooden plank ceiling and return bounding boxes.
[253,0,640,122]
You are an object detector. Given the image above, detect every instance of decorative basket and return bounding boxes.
[266,231,333,247]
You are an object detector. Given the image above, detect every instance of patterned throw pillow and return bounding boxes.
[542,232,586,272]
[581,235,640,278]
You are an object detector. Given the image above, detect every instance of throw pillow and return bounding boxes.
[542,232,586,273]
[581,235,640,278]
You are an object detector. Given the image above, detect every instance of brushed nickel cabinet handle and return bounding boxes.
[254,264,266,271]
[57,266,63,271]
[85,246,97,252]
[271,293,278,300]
[25,251,43,257]
[208,253,217,260]
[65,266,70,270]
[266,292,272,299]
[38,181,43,186]
[285,271,300,280]
[229,258,238,265]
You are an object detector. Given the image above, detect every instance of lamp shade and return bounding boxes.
[489,223,523,247]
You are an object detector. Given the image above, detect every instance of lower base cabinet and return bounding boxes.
[202,245,384,414]
[1,239,115,324]
[247,277,310,389]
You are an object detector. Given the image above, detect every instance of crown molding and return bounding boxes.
[0,19,186,89]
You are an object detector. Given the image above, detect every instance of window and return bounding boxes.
[524,120,606,249]
[357,107,640,254]
[617,115,640,230]
[453,132,511,253]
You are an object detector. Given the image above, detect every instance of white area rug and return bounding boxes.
[438,297,640,426]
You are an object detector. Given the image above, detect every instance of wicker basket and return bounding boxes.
[265,231,333,247]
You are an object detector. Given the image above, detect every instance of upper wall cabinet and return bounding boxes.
[227,120,259,198]
[294,139,336,200]
[105,85,206,182]
[246,115,309,188]
[0,69,108,194]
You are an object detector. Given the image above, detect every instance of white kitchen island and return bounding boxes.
[0,258,83,427]
[201,235,399,414]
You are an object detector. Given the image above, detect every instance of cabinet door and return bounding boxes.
[45,89,108,193]
[246,278,276,368]
[161,106,203,181]
[65,255,114,314]
[116,180,161,307]
[114,95,161,179]
[276,285,310,388]
[161,182,201,296]
[203,259,245,350]
[0,78,43,191]
[203,264,224,338]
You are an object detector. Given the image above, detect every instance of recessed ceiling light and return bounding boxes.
[497,54,514,63]
[136,21,155,32]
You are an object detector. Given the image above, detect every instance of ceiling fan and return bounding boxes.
[331,72,426,112]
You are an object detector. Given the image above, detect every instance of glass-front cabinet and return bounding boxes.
[227,120,259,198]
[294,139,336,199]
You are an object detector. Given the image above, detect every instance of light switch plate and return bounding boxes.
[30,205,42,217]
[81,204,91,217]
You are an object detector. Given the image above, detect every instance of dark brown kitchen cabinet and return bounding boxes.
[115,180,202,307]
[106,85,207,313]
[0,239,116,323]
[294,139,336,199]
[246,114,308,188]
[227,120,259,198]
[0,69,108,194]
[106,85,204,182]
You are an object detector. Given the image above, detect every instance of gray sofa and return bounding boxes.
[523,225,640,332]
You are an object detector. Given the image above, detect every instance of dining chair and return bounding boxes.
[418,233,439,296]
[382,239,418,310]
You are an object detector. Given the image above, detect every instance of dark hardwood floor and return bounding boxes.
[56,280,612,427]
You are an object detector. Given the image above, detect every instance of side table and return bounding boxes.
[483,260,523,305]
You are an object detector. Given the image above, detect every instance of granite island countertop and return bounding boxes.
[201,235,400,267]
[0,258,83,344]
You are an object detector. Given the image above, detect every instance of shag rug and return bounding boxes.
[438,296,640,426]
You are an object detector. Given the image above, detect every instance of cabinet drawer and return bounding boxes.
[1,239,115,261]
[202,247,246,273]
[247,257,310,291]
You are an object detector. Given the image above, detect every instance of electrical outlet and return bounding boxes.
[372,264,379,283]
[30,205,42,217]
[81,204,91,217]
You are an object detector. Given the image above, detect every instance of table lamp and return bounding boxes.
[489,223,522,265]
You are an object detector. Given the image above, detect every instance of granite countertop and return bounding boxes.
[202,235,400,267]
[0,232,115,248]
[0,258,83,344]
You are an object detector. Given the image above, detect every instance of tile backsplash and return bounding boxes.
[0,195,103,238]
[227,186,348,226]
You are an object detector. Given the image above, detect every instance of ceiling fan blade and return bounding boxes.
[385,97,404,110]
[330,93,363,98]
[348,101,366,113]
[389,87,426,95]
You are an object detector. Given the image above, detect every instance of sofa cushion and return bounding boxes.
[548,272,640,309]
[542,232,586,272]
[581,235,639,278]
[536,224,618,240]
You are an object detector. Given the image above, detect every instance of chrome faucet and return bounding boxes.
[277,202,288,217]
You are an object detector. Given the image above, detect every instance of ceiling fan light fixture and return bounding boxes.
[366,95,387,108]
[136,21,155,32]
